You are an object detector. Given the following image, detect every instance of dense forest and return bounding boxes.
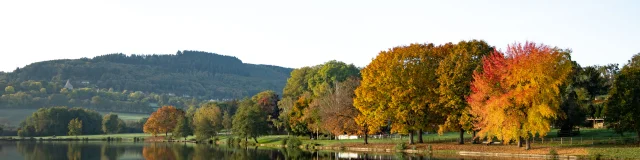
[0,50,292,112]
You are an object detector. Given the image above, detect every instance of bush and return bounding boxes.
[286,137,302,148]
[549,148,558,160]
[589,153,602,160]
[395,142,406,151]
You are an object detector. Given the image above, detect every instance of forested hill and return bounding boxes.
[2,50,292,99]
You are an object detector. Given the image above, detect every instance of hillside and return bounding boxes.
[0,51,291,113]
[1,50,291,99]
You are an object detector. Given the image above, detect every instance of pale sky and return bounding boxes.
[1,0,639,72]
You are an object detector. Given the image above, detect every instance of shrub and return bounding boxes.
[286,137,302,148]
[395,142,406,151]
[281,138,288,146]
[338,142,346,151]
[549,148,558,160]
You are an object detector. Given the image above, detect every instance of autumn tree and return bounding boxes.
[281,61,359,137]
[68,118,82,137]
[316,77,361,139]
[144,106,185,137]
[468,42,572,150]
[605,53,640,139]
[251,90,280,132]
[355,43,445,144]
[193,103,223,140]
[436,40,494,144]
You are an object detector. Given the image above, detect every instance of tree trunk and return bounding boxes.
[517,137,523,147]
[525,137,531,150]
[409,130,414,145]
[472,130,478,144]
[364,127,369,144]
[254,137,258,143]
[458,128,464,144]
[418,129,423,143]
[637,131,640,144]
[165,132,168,137]
[245,137,248,142]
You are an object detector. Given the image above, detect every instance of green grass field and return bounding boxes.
[0,108,149,127]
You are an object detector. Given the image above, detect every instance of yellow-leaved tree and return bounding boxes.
[355,43,445,144]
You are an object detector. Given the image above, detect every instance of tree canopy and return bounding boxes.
[605,53,640,138]
[468,42,573,149]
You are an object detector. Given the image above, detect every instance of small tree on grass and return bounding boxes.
[173,116,193,141]
[193,103,223,141]
[68,118,83,137]
[102,113,120,134]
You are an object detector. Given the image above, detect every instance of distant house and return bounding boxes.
[149,103,160,110]
[337,135,358,140]
[64,80,73,90]
[81,81,90,85]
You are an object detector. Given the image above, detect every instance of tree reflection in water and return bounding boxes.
[8,141,418,160]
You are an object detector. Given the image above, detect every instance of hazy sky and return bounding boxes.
[1,0,638,72]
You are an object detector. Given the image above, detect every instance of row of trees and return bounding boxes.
[17,107,136,137]
[1,81,202,113]
[353,41,640,150]
[143,91,279,142]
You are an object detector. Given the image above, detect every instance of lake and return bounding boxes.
[0,141,513,160]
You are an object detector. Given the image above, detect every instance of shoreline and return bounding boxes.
[0,136,628,159]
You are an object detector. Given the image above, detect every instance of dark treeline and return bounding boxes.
[0,50,291,101]
[17,107,147,137]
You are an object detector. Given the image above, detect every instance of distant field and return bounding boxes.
[97,111,149,122]
[0,109,149,127]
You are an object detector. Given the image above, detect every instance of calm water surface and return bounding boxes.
[0,141,511,160]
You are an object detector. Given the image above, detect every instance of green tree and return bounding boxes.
[435,40,494,144]
[173,116,193,140]
[605,53,640,139]
[102,113,120,134]
[193,103,223,140]
[222,111,232,130]
[232,98,268,143]
[68,118,82,137]
[5,86,15,94]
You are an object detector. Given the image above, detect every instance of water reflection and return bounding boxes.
[0,141,521,160]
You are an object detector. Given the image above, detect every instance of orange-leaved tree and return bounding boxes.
[468,42,572,150]
[144,106,185,137]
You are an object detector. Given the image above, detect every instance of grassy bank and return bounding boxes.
[0,109,149,127]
